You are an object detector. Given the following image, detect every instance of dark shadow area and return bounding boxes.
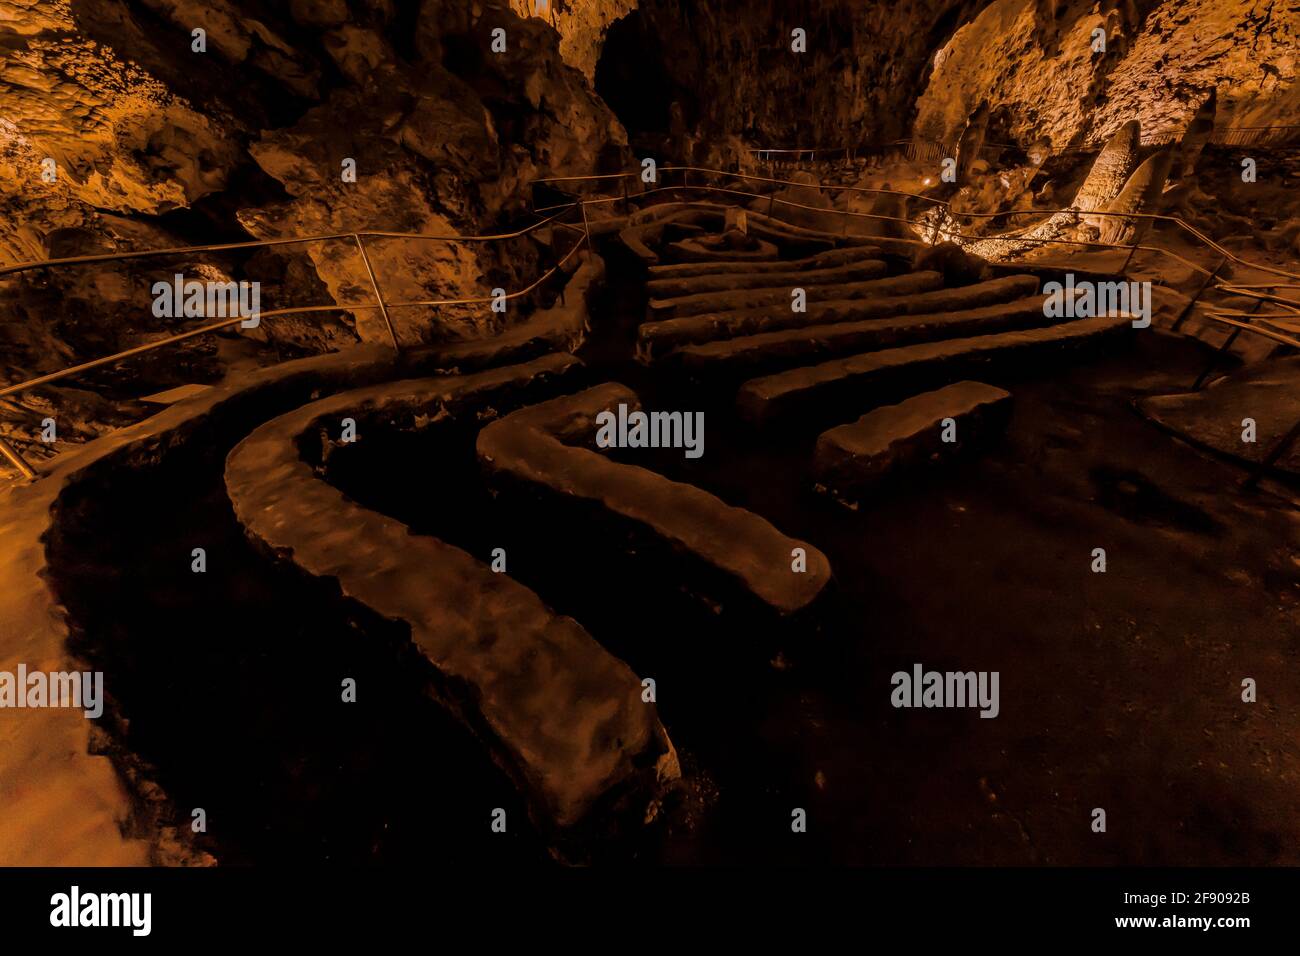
[326,288,1300,864]
[44,404,547,866]
[594,12,683,144]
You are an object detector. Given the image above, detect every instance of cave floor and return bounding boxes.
[321,307,1300,865]
[42,269,1300,866]
[632,327,1300,865]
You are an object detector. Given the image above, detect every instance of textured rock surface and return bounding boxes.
[915,0,1300,150]
[1096,148,1173,245]
[963,121,1156,260]
[593,0,995,147]
[0,0,246,214]
[239,3,628,346]
[1074,121,1142,212]
[512,0,639,81]
[1,0,628,467]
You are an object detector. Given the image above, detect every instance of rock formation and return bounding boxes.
[1169,89,1218,181]
[1074,120,1142,213]
[963,119,1152,259]
[915,0,1299,150]
[1095,148,1173,246]
[1,0,629,446]
[955,100,991,183]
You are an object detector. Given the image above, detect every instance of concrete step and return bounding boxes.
[637,274,1039,359]
[647,245,881,279]
[646,258,891,298]
[647,262,892,319]
[813,381,1013,502]
[737,316,1134,427]
[477,383,832,616]
[666,295,1054,376]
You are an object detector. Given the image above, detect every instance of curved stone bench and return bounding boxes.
[647,274,1040,353]
[647,257,890,298]
[476,383,832,616]
[647,245,880,279]
[813,381,1013,502]
[737,316,1134,427]
[664,236,780,262]
[666,295,1053,376]
[424,251,604,372]
[620,202,874,264]
[636,272,946,360]
[225,355,678,841]
[646,267,897,320]
[0,343,405,866]
[0,253,606,865]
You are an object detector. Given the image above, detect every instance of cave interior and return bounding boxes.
[1,0,1299,868]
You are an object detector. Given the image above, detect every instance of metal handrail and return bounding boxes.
[1214,284,1300,315]
[8,154,1296,480]
[0,205,577,280]
[740,125,1300,161]
[533,164,1300,287]
[0,201,591,479]
[1197,308,1300,489]
[670,166,1300,282]
[534,174,1221,282]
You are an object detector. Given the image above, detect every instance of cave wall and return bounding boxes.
[0,0,629,373]
[0,0,632,463]
[4,0,1298,447]
[509,0,639,81]
[914,0,1300,149]
[584,0,995,149]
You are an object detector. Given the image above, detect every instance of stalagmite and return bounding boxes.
[1169,89,1217,181]
[1096,149,1173,246]
[1075,120,1142,213]
[965,120,1142,259]
[955,100,990,183]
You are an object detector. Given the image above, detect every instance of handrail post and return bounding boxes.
[1192,297,1263,390]
[353,234,400,355]
[1119,236,1140,274]
[0,435,37,481]
[1172,256,1226,332]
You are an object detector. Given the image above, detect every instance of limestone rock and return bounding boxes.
[1075,120,1141,213]
[1170,89,1217,181]
[915,0,1300,151]
[0,0,244,214]
[1097,149,1173,246]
